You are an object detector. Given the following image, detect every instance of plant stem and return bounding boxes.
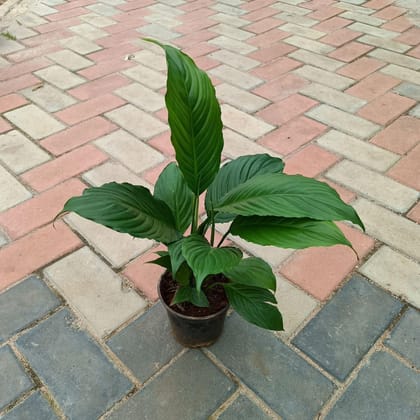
[210,219,215,246]
[191,194,199,234]
[217,227,231,247]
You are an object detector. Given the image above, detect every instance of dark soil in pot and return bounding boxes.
[158,272,229,348]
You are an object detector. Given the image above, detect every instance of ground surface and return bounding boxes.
[0,0,419,418]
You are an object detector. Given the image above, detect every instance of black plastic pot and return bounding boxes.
[158,276,229,348]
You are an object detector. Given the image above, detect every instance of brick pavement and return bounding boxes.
[0,0,419,418]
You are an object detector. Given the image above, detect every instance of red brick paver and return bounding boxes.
[0,221,82,292]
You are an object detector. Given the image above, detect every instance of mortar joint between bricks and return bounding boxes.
[282,248,389,342]
[381,344,420,373]
[98,384,140,420]
[98,348,189,420]
[208,388,242,420]
[0,387,38,418]
[101,300,151,342]
[1,302,65,346]
[7,339,41,389]
[202,348,281,419]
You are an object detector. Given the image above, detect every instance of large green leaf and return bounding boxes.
[223,257,276,290]
[182,234,242,290]
[206,154,285,222]
[61,182,181,244]
[214,173,364,230]
[155,162,194,233]
[224,284,283,331]
[231,216,353,249]
[148,39,223,195]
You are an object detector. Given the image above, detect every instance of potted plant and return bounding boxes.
[59,40,364,347]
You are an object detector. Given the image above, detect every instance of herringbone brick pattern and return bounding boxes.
[0,0,419,418]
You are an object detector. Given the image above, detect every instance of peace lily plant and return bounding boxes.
[60,40,364,333]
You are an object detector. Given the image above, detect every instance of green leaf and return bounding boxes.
[61,182,181,244]
[182,234,242,290]
[174,262,192,287]
[231,216,353,249]
[224,284,283,331]
[155,162,194,233]
[147,254,172,271]
[168,238,186,276]
[147,39,223,195]
[155,251,169,257]
[214,173,364,230]
[172,286,209,307]
[206,154,285,222]
[223,257,276,290]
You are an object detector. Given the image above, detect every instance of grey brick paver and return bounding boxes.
[0,275,60,343]
[106,351,236,420]
[0,346,33,411]
[385,309,420,368]
[293,275,403,381]
[107,303,183,382]
[2,391,58,420]
[210,313,335,419]
[326,352,420,420]
[16,308,132,419]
